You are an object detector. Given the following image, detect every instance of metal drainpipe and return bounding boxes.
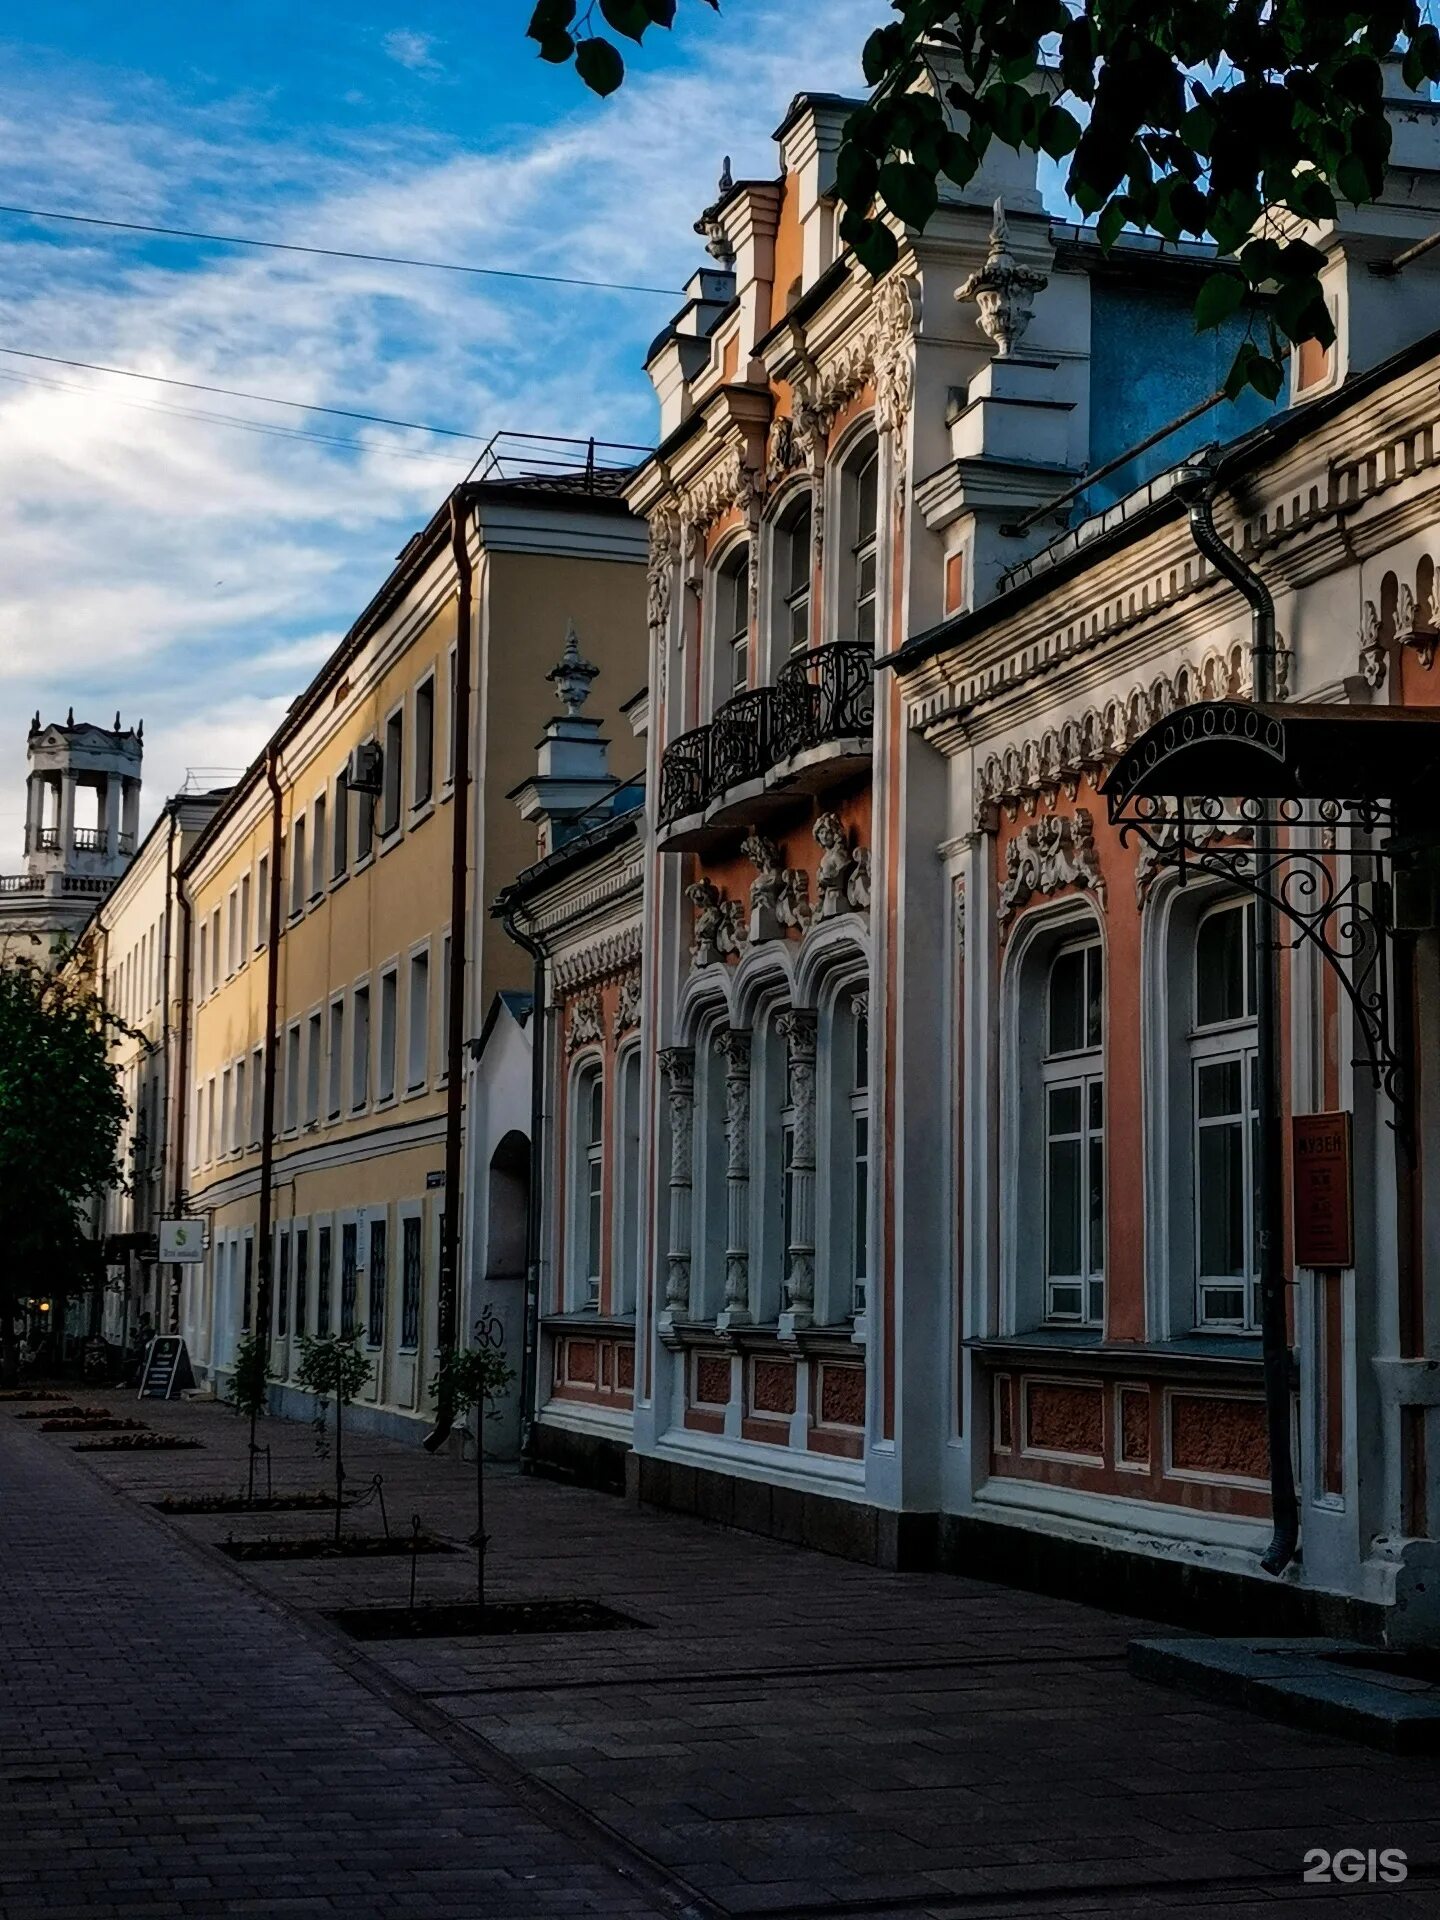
[424,492,474,1453]
[256,749,285,1360]
[1174,458,1299,1577]
[502,906,547,1463]
[165,808,188,1337]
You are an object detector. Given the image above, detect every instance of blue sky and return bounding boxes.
[0,1,879,861]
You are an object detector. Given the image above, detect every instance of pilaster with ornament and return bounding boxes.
[996,811,1107,934]
[713,1028,752,1330]
[776,1008,817,1339]
[657,1047,695,1341]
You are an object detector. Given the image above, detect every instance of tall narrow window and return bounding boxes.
[439,932,452,1081]
[310,795,326,898]
[413,676,434,808]
[331,769,349,877]
[293,1227,309,1341]
[401,1215,422,1349]
[777,495,812,655]
[340,1223,358,1336]
[1192,899,1259,1330]
[197,921,209,1001]
[305,1011,322,1125]
[289,814,306,917]
[354,754,375,862]
[284,1024,301,1132]
[848,442,880,644]
[584,1074,604,1307]
[227,890,239,974]
[378,969,397,1102]
[327,996,345,1120]
[276,1228,290,1339]
[445,645,458,784]
[352,984,371,1110]
[256,853,270,948]
[382,708,404,837]
[316,1224,333,1336]
[367,1218,387,1350]
[242,1237,254,1331]
[1043,940,1105,1326]
[220,1066,232,1157]
[240,872,252,958]
[719,544,750,700]
[407,951,429,1090]
[851,1005,870,1319]
[233,1058,246,1155]
[249,1045,264,1146]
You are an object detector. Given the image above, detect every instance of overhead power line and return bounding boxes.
[0,346,490,442]
[0,202,683,299]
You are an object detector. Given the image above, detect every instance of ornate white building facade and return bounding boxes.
[504,65,1440,1641]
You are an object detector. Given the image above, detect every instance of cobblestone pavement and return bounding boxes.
[7,1389,1440,1919]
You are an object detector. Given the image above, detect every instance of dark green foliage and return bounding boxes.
[537,0,1440,402]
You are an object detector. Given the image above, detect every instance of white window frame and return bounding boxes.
[568,1058,605,1310]
[289,812,307,919]
[327,994,346,1121]
[351,979,372,1112]
[309,790,327,900]
[1040,937,1105,1329]
[381,703,405,840]
[412,672,436,812]
[283,1020,302,1134]
[709,537,750,714]
[331,767,349,881]
[1191,897,1260,1333]
[377,964,399,1105]
[406,944,430,1092]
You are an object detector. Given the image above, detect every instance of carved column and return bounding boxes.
[658,1047,695,1338]
[777,1009,817,1336]
[714,1029,751,1330]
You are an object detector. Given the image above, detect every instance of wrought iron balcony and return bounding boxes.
[656,642,874,839]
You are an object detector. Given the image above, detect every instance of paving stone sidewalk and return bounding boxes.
[0,1411,681,1920]
[9,1388,1440,1918]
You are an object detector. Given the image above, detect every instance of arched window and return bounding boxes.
[841,438,880,644]
[816,979,870,1326]
[849,1001,870,1320]
[570,1064,604,1309]
[613,1047,642,1316]
[773,492,812,661]
[714,542,750,706]
[1191,899,1259,1330]
[1042,939,1104,1326]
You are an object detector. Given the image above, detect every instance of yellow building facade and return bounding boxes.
[179,465,646,1436]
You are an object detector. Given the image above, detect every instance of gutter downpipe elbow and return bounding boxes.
[1174,456,1298,1578]
[501,904,546,1465]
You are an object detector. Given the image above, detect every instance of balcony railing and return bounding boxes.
[657,641,874,831]
[73,827,108,853]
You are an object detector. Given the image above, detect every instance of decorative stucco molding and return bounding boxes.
[1359,559,1437,689]
[565,988,604,1055]
[553,924,644,994]
[740,829,811,941]
[973,641,1247,826]
[687,876,744,967]
[997,810,1107,932]
[611,969,642,1041]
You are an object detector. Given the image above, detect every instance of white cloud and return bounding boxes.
[382,29,442,73]
[0,3,876,867]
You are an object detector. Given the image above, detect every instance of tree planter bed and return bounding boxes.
[0,1389,70,1403]
[14,1404,104,1420]
[74,1434,204,1451]
[42,1416,147,1433]
[328,1598,650,1640]
[219,1533,454,1562]
[154,1491,337,1515]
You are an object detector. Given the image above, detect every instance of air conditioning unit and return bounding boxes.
[347,740,383,794]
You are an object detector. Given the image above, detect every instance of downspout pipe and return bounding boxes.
[1174,457,1299,1577]
[425,492,474,1453]
[165,807,188,1336]
[256,750,285,1361]
[501,904,547,1463]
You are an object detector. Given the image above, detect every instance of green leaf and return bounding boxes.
[575,34,625,95]
[835,142,878,209]
[1194,269,1246,331]
[937,129,978,187]
[877,159,938,230]
[862,24,907,85]
[1223,339,1259,401]
[852,218,900,278]
[527,0,576,39]
[1246,354,1285,401]
[1038,104,1081,160]
[1095,195,1132,252]
[534,29,574,62]
[1336,152,1373,205]
[599,0,650,43]
[642,0,677,23]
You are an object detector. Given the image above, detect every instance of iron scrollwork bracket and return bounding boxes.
[1115,792,1410,1123]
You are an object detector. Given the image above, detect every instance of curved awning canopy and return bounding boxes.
[1102,700,1440,819]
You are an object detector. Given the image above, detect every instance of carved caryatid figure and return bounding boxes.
[813,812,854,919]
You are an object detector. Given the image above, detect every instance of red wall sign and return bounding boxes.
[1292,1111,1355,1270]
